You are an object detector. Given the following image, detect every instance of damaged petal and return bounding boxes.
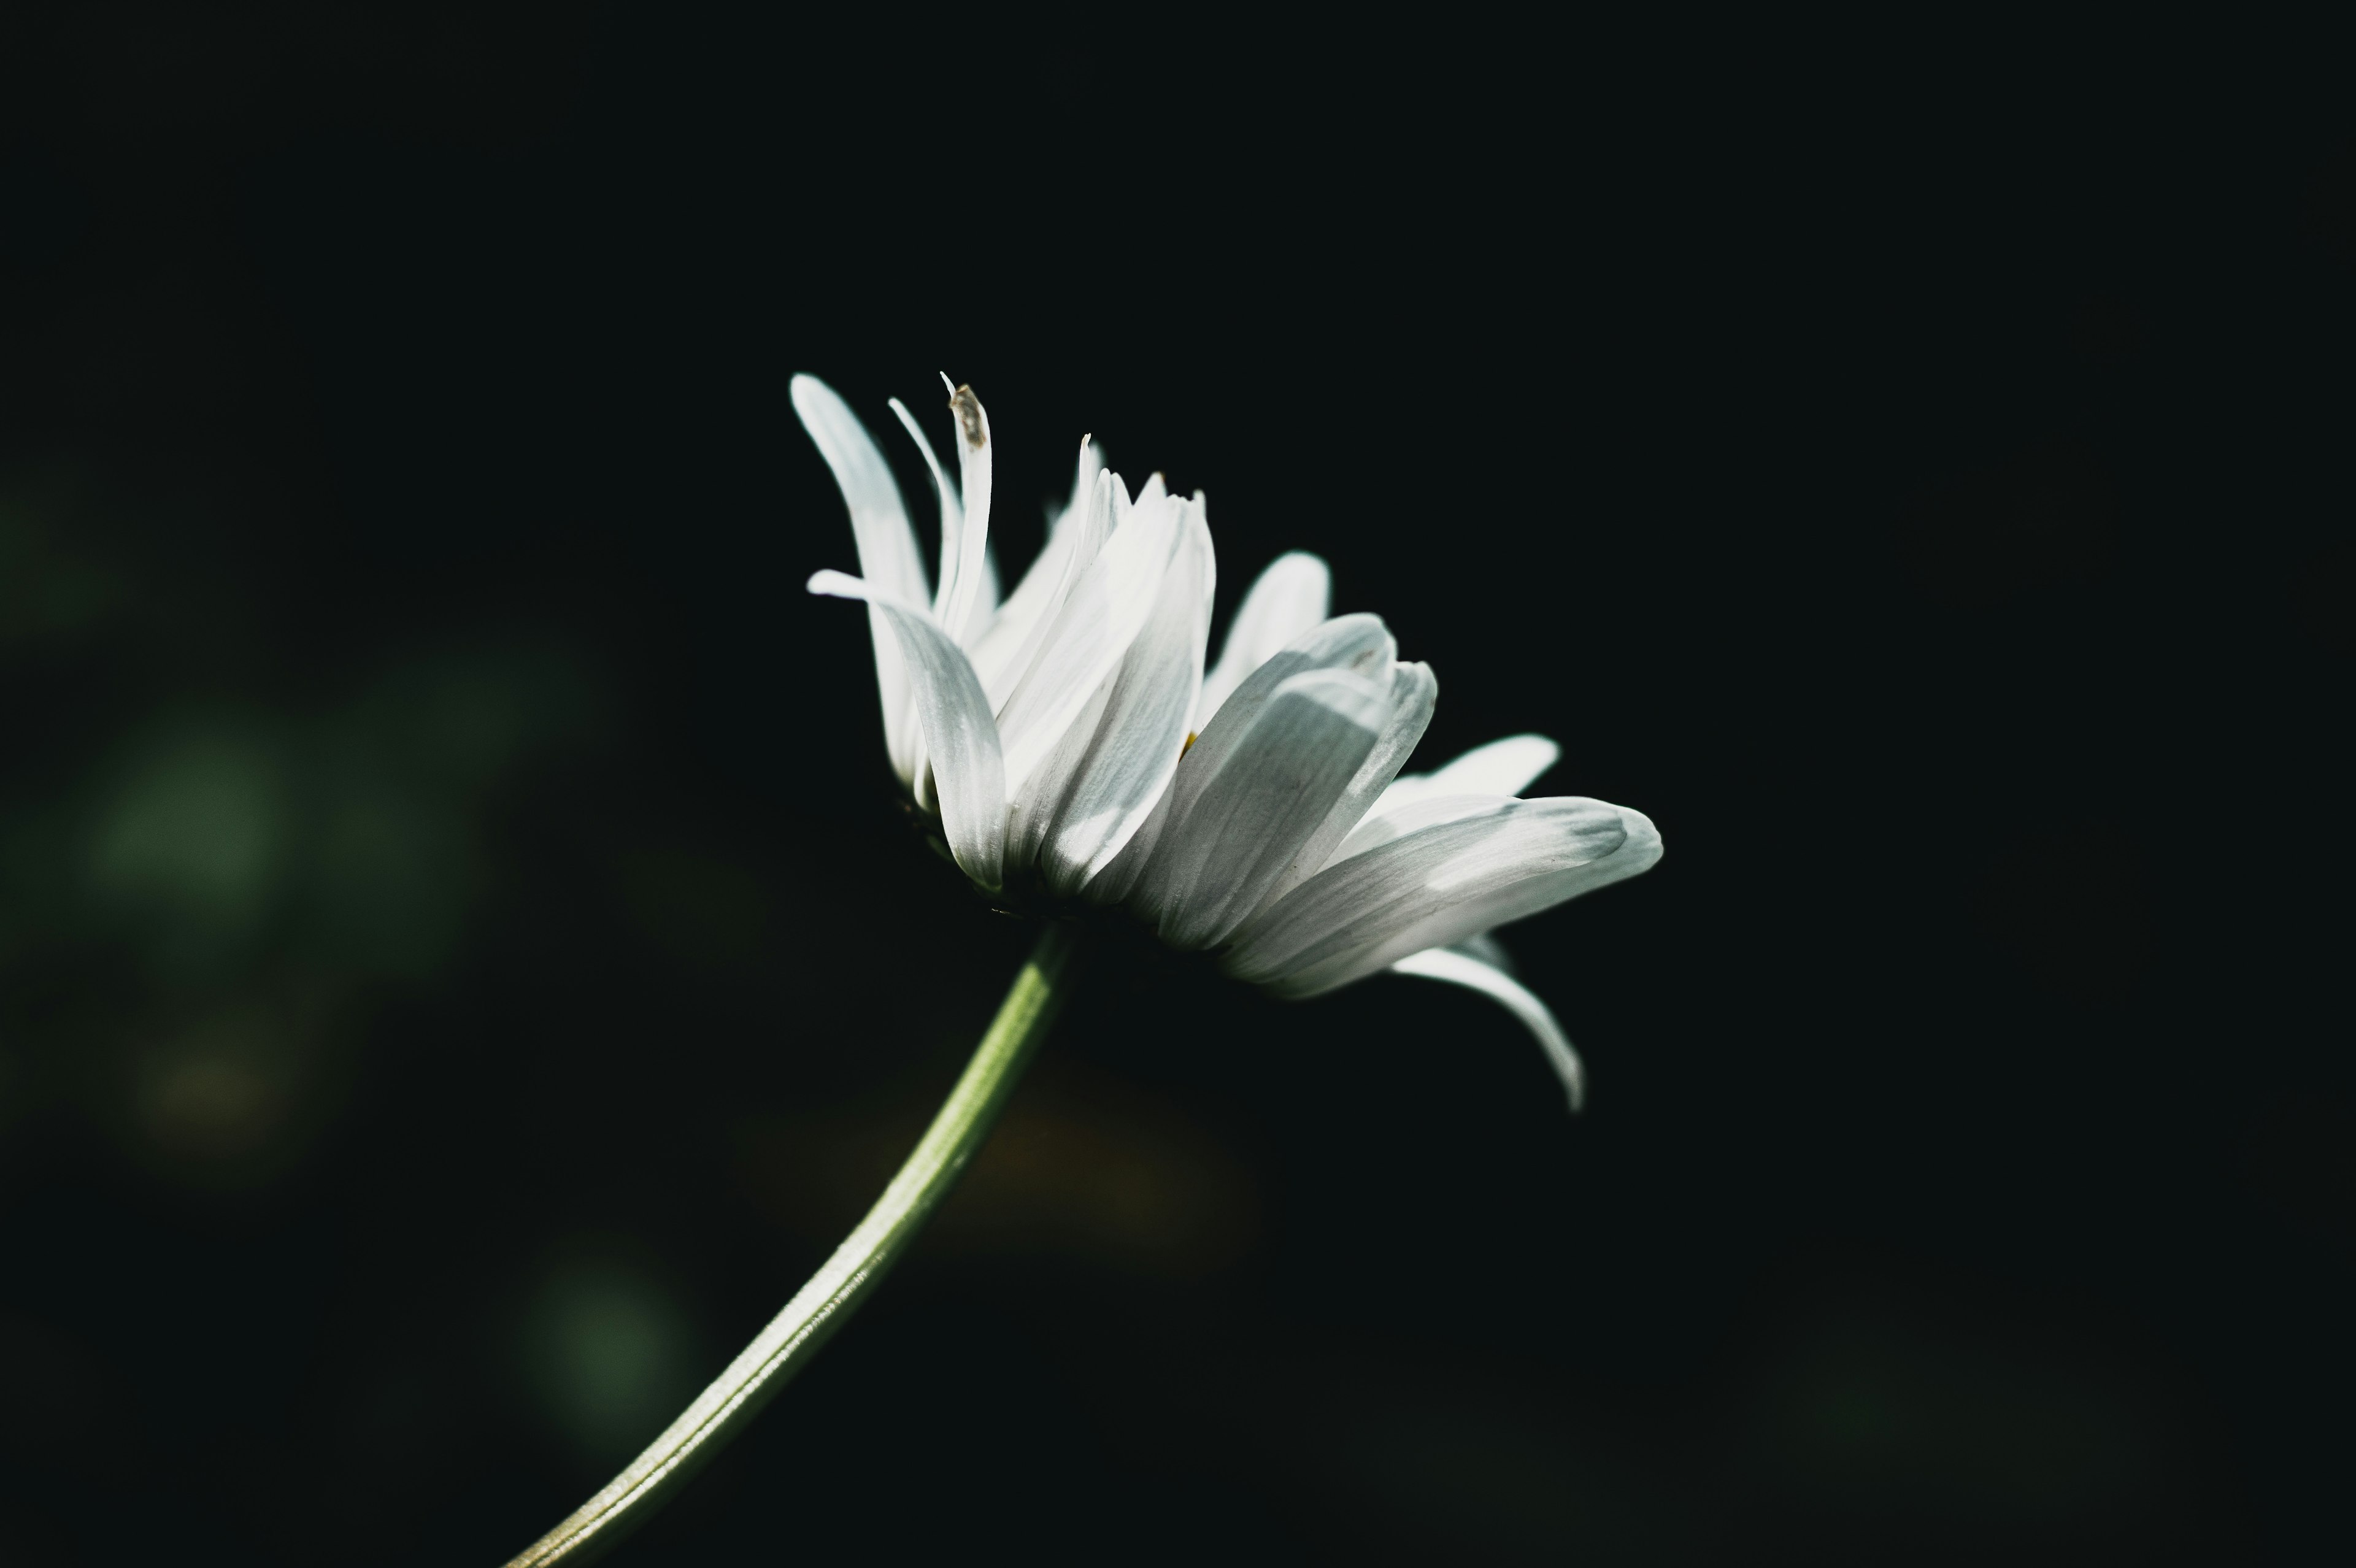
[950,383,988,450]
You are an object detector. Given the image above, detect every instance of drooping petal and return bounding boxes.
[1375,734,1561,815]
[1452,930,1514,973]
[807,569,1006,891]
[1388,945,1585,1112]
[1136,666,1395,950]
[1198,551,1331,726]
[937,382,995,661]
[791,374,930,784]
[992,475,1182,797]
[1012,498,1215,896]
[1246,659,1436,915]
[1224,797,1661,995]
[1090,611,1396,907]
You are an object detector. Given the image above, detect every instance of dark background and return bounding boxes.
[2,7,2347,1564]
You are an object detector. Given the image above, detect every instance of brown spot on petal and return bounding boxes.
[949,384,987,450]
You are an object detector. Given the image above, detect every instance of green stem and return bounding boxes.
[501,921,1080,1567]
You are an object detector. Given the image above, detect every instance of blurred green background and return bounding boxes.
[2,7,2349,1565]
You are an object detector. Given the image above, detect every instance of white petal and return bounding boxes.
[1076,751,1169,906]
[882,396,970,803]
[1125,471,1167,523]
[1247,659,1436,914]
[791,375,930,784]
[1388,946,1585,1112]
[937,383,995,660]
[1451,931,1514,973]
[1136,666,1395,950]
[971,456,1112,707]
[886,396,966,629]
[1013,501,1215,895]
[1376,734,1561,815]
[807,569,1006,891]
[970,545,1001,639]
[992,474,1182,796]
[1158,613,1396,839]
[1063,437,1107,526]
[1328,790,1518,865]
[1198,551,1331,726]
[1088,611,1395,907]
[1224,797,1661,995]
[1089,613,1395,907]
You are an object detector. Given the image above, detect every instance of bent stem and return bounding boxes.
[502,921,1080,1567]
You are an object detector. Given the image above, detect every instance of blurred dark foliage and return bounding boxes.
[1,7,2347,1566]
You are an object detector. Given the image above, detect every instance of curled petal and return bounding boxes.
[791,375,930,783]
[1388,945,1585,1112]
[1452,931,1514,972]
[885,400,966,631]
[807,570,1006,891]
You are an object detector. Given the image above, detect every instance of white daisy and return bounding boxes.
[795,374,1660,1107]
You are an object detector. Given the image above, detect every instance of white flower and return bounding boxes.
[794,374,1661,1107]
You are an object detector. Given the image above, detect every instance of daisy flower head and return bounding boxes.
[795,374,1660,1107]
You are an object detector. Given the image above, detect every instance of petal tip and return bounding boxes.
[788,372,836,417]
[1617,807,1665,867]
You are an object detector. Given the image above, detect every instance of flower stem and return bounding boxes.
[501,921,1080,1567]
